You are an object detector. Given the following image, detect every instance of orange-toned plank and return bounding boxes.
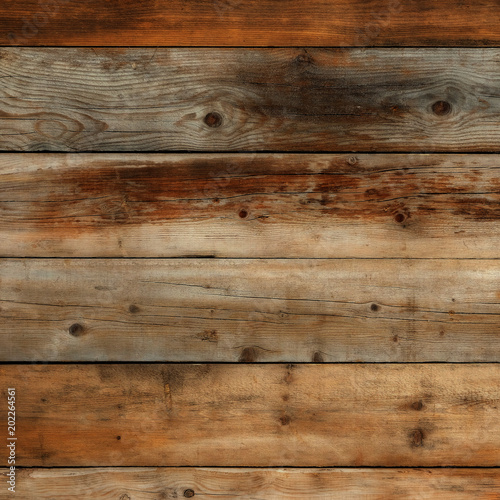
[2,364,500,466]
[1,0,500,46]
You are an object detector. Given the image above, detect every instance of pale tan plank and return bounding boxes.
[2,364,500,466]
[2,468,500,499]
[1,153,500,258]
[1,259,500,362]
[3,49,500,151]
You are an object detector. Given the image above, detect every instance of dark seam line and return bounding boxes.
[1,257,500,260]
[3,45,500,49]
[2,150,500,155]
[2,361,500,365]
[8,465,500,469]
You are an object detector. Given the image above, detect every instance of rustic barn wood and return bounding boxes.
[6,467,500,499]
[2,153,500,258]
[3,49,500,152]
[1,258,500,362]
[2,0,499,493]
[3,364,500,466]
[2,0,500,47]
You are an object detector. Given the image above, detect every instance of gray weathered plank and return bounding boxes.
[1,258,500,362]
[2,49,500,151]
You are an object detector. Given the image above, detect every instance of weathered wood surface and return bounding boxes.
[2,153,500,258]
[2,0,500,47]
[3,49,500,152]
[2,258,500,362]
[4,468,500,499]
[2,364,500,466]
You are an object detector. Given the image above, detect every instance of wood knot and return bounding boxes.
[68,323,85,337]
[370,303,379,312]
[280,415,291,426]
[348,156,358,166]
[394,213,406,224]
[128,304,140,314]
[294,51,314,65]
[312,351,324,363]
[410,428,424,447]
[204,112,223,128]
[432,100,452,116]
[239,347,257,363]
[184,489,195,498]
[411,400,424,411]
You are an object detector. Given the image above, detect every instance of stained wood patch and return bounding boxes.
[4,467,500,499]
[2,258,500,362]
[2,154,500,258]
[2,364,500,466]
[1,0,500,47]
[2,49,500,151]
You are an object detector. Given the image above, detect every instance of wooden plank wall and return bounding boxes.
[1,2,500,500]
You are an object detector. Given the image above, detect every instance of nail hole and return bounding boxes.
[370,303,379,312]
[394,213,405,223]
[432,100,451,116]
[68,323,84,337]
[239,209,248,218]
[116,435,121,440]
[204,112,223,128]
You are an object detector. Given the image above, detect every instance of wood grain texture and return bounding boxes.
[4,468,500,499]
[2,153,500,258]
[2,364,500,466]
[3,49,500,152]
[2,0,500,47]
[2,258,500,362]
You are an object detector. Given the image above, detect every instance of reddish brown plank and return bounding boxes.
[1,0,500,46]
[2,154,500,258]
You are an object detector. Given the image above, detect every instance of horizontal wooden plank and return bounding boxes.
[2,364,500,466]
[2,153,500,258]
[2,0,500,47]
[3,258,500,362]
[5,468,500,499]
[3,49,500,152]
